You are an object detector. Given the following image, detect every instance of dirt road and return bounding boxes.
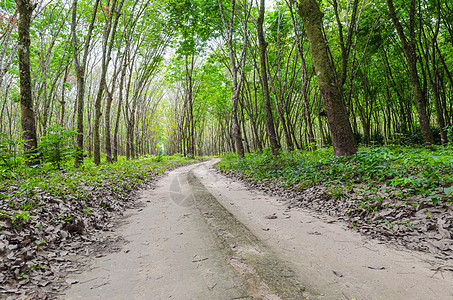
[63,160,453,299]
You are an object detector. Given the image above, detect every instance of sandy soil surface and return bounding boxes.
[62,159,453,300]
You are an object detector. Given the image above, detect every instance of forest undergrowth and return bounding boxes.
[0,154,198,298]
[217,146,453,261]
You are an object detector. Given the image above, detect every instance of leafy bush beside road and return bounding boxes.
[218,146,453,202]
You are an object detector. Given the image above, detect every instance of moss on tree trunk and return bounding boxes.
[16,0,39,165]
[294,0,356,156]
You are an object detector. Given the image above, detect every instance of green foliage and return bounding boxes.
[0,133,22,173]
[394,126,443,146]
[39,124,78,169]
[12,211,31,228]
[218,145,453,208]
[1,154,197,200]
[0,155,199,228]
[166,0,220,56]
[35,239,47,249]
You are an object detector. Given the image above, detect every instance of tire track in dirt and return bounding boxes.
[62,163,251,299]
[188,170,313,299]
[62,160,453,299]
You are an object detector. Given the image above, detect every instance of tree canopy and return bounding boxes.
[1,0,453,163]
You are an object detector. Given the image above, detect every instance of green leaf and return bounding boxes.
[444,186,453,195]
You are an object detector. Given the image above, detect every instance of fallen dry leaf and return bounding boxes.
[367,266,386,270]
[332,270,343,277]
[38,281,50,287]
[307,231,322,235]
[65,278,78,285]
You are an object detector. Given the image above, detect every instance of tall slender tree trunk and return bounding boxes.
[240,101,250,153]
[93,0,124,165]
[257,0,280,155]
[270,80,293,150]
[72,0,99,167]
[184,55,195,157]
[105,91,114,162]
[422,1,447,144]
[266,9,293,150]
[382,50,408,134]
[113,64,127,162]
[293,0,356,156]
[93,77,106,164]
[303,93,315,146]
[288,4,314,148]
[387,0,433,145]
[126,119,135,159]
[16,0,39,165]
[59,66,69,124]
[218,0,251,158]
[105,51,125,163]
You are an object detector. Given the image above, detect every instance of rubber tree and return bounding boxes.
[93,0,125,165]
[71,0,100,167]
[290,0,357,156]
[218,0,252,158]
[387,0,434,145]
[107,0,155,162]
[15,0,39,165]
[166,0,218,157]
[266,4,296,151]
[287,4,315,148]
[419,0,447,144]
[257,0,280,155]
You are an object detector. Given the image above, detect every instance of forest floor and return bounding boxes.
[58,160,453,299]
[2,154,453,299]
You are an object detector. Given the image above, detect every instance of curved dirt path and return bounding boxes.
[63,160,453,299]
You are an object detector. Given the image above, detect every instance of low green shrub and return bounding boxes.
[217,145,453,203]
[39,124,78,169]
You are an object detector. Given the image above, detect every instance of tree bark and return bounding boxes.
[266,5,295,151]
[257,0,280,155]
[105,50,125,163]
[93,0,124,165]
[184,55,195,157]
[59,66,69,124]
[105,90,114,162]
[240,98,250,153]
[113,60,127,162]
[71,0,100,167]
[15,0,39,165]
[332,0,359,87]
[421,0,447,144]
[293,0,356,156]
[218,0,250,158]
[387,0,434,145]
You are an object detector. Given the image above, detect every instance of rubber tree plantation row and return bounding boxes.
[1,0,453,166]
